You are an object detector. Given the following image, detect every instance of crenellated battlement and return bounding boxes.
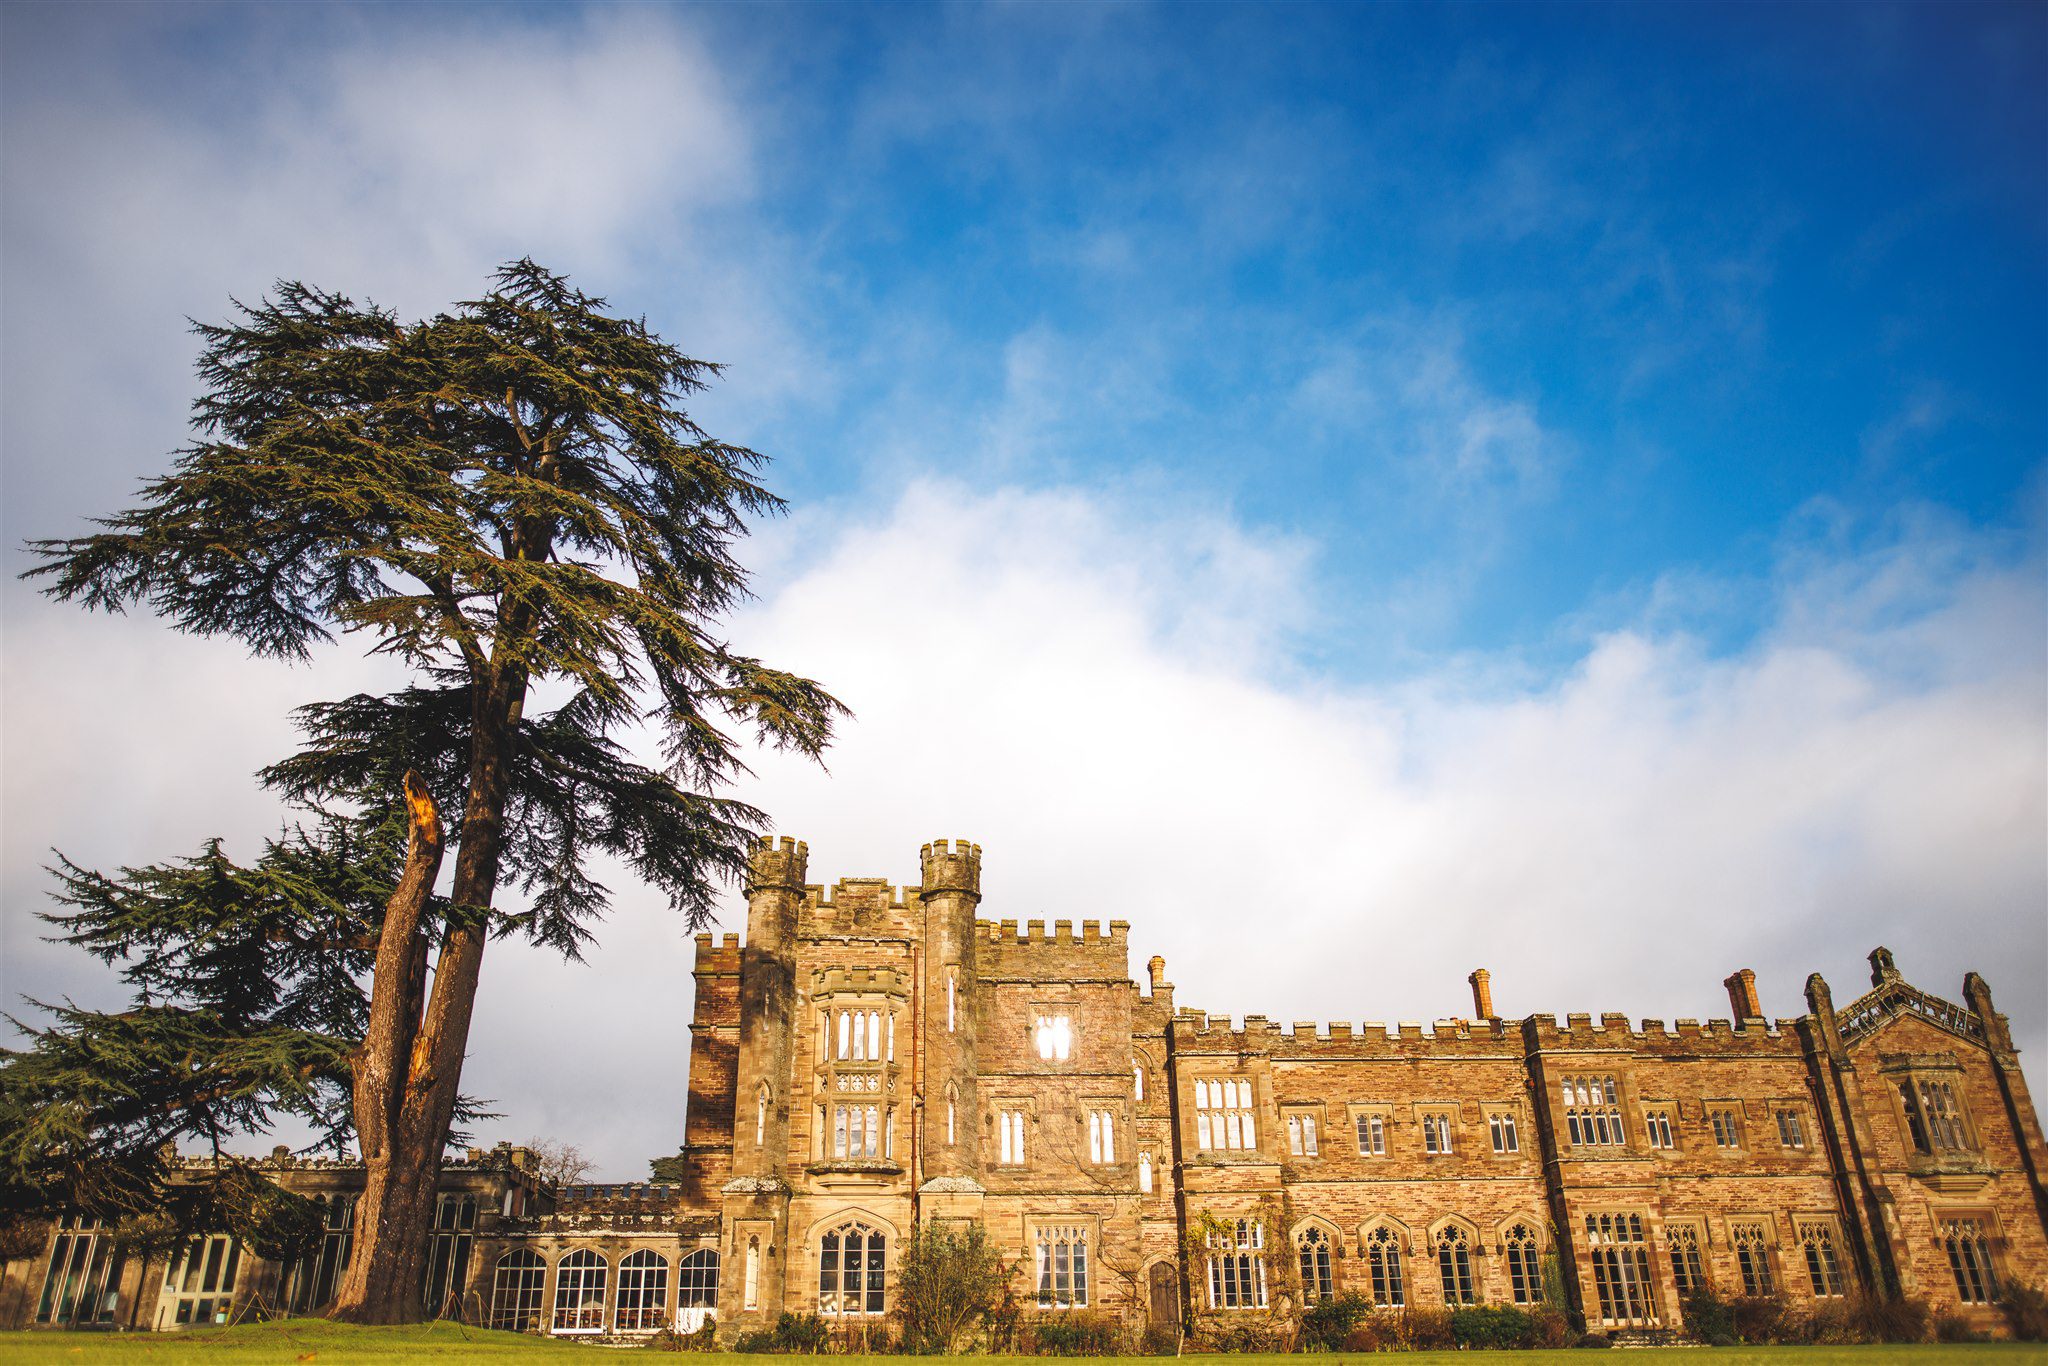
[806,878,911,912]
[976,916,1130,980]
[692,932,741,971]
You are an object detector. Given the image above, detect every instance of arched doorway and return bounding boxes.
[1146,1261,1179,1327]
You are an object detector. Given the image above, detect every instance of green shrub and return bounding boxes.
[2005,1282,2048,1342]
[1031,1312,1120,1356]
[1680,1289,1736,1346]
[1848,1292,1931,1344]
[1338,1314,1398,1352]
[735,1313,828,1354]
[1297,1292,1375,1350]
[893,1221,1017,1354]
[644,1319,720,1352]
[1449,1305,1535,1349]
[1572,1330,1613,1348]
[1199,1318,1280,1353]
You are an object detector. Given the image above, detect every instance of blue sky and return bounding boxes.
[3,1,2043,1175]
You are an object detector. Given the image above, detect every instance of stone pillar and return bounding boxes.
[918,840,985,1215]
[1800,972,1904,1296]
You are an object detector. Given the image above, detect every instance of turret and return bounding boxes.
[919,840,982,1183]
[734,837,807,1177]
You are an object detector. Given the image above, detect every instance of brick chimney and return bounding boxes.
[1723,968,1762,1020]
[1468,968,1496,1020]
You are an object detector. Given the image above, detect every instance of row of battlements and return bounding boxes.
[1170,1009,1802,1048]
[978,917,1131,943]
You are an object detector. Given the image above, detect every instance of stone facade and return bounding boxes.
[7,835,2045,1340]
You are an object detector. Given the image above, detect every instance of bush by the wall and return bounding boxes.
[1395,1307,1455,1350]
[1729,1294,1791,1344]
[1030,1313,1121,1356]
[1139,1323,1180,1356]
[2004,1282,2048,1342]
[1529,1306,1574,1348]
[1297,1292,1375,1350]
[1448,1305,1535,1349]
[1679,1290,1737,1347]
[734,1312,830,1353]
[1933,1311,1988,1343]
[1198,1318,1281,1353]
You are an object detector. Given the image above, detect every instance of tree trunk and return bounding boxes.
[330,772,444,1323]
[331,670,525,1323]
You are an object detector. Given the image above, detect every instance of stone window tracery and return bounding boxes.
[1421,1111,1454,1155]
[1489,1112,1520,1153]
[819,1221,886,1317]
[1364,1226,1405,1308]
[1286,1112,1320,1156]
[1733,1223,1774,1297]
[677,1248,720,1312]
[1435,1226,1476,1305]
[1798,1223,1845,1298]
[1668,1224,1707,1298]
[1205,1219,1267,1310]
[1942,1217,2000,1304]
[1195,1080,1257,1152]
[285,1195,355,1315]
[1503,1224,1542,1305]
[1584,1213,1656,1325]
[1564,1076,1625,1147]
[1035,1226,1089,1308]
[1356,1113,1386,1156]
[1775,1108,1806,1149]
[1297,1226,1334,1302]
[1645,1110,1675,1150]
[1710,1108,1742,1149]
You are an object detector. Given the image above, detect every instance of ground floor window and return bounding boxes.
[37,1214,125,1327]
[1364,1227,1405,1308]
[1800,1224,1846,1298]
[422,1193,477,1316]
[616,1249,670,1332]
[819,1222,886,1316]
[285,1194,356,1314]
[1205,1219,1267,1310]
[677,1248,720,1309]
[1585,1213,1655,1326]
[552,1250,609,1334]
[1036,1226,1089,1308]
[1436,1226,1477,1305]
[1942,1218,2000,1304]
[1503,1224,1543,1305]
[158,1234,241,1329]
[1733,1224,1774,1298]
[489,1250,546,1332]
[1297,1227,1333,1302]
[1668,1225,1706,1298]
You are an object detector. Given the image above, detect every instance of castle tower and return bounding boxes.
[917,840,985,1212]
[719,836,806,1332]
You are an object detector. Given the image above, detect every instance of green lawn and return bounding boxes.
[0,1323,2042,1366]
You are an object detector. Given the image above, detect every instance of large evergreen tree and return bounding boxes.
[21,260,844,1321]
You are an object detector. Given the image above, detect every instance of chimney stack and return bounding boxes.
[1468,968,1496,1020]
[1724,968,1762,1020]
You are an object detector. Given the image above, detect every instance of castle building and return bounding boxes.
[7,836,2045,1339]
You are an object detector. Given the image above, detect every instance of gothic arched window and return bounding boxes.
[818,1222,886,1316]
[1435,1226,1476,1305]
[1296,1226,1333,1302]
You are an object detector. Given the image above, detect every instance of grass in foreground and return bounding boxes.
[0,1324,2041,1365]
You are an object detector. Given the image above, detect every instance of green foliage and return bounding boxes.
[13,261,843,1252]
[1681,1289,1739,1346]
[734,1312,830,1353]
[1448,1305,1536,1349]
[1030,1312,1121,1355]
[893,1219,1017,1353]
[647,1152,689,1183]
[0,812,408,1222]
[1933,1311,1989,1343]
[1297,1291,1375,1349]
